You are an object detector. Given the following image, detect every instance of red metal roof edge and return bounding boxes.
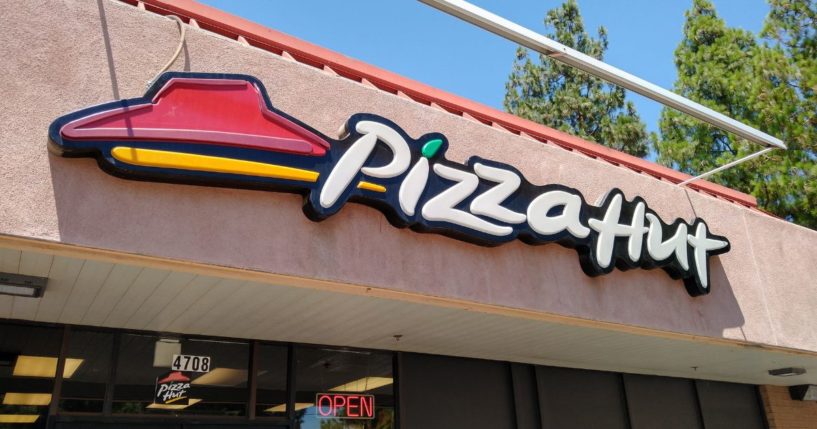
[124,0,757,208]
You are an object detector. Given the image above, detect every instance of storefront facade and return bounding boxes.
[1,0,817,428]
[0,318,769,429]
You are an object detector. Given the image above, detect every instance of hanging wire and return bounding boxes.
[147,15,186,88]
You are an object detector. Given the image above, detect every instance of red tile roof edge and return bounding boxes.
[123,0,758,208]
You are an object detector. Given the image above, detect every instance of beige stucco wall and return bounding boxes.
[1,0,816,354]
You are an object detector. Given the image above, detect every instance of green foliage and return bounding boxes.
[503,0,650,157]
[657,0,817,227]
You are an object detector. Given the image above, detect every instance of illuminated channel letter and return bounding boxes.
[358,121,411,178]
[526,190,590,238]
[320,121,411,208]
[470,163,526,224]
[627,201,648,262]
[588,194,648,268]
[399,157,430,216]
[645,214,689,270]
[687,222,729,289]
[422,164,512,236]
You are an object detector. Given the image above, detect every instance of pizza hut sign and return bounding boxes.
[155,371,191,406]
[49,72,730,297]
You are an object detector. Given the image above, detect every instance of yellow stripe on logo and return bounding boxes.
[357,181,386,193]
[111,147,320,183]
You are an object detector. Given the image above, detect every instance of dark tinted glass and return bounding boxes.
[294,346,394,429]
[112,333,248,416]
[536,366,629,429]
[0,322,63,429]
[59,330,114,413]
[623,373,703,429]
[401,353,515,429]
[696,380,765,429]
[510,363,540,429]
[254,343,289,418]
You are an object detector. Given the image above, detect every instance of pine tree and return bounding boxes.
[760,0,817,225]
[503,0,650,157]
[656,0,817,227]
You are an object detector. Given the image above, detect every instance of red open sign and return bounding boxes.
[315,393,375,419]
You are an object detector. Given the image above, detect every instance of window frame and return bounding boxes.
[0,319,399,428]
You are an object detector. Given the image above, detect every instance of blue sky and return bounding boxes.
[199,0,768,135]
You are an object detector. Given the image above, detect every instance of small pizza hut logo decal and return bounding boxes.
[49,72,729,296]
[155,371,191,406]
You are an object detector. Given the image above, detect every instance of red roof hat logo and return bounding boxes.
[58,77,328,156]
[157,371,191,384]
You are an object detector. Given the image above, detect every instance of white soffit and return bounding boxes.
[0,245,815,387]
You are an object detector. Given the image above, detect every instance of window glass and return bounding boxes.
[255,343,289,418]
[112,333,248,417]
[294,347,394,429]
[401,353,515,429]
[59,330,114,413]
[623,373,703,429]
[696,380,765,429]
[0,322,63,429]
[536,366,629,429]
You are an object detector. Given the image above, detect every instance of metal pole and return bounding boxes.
[677,147,774,185]
[418,0,787,151]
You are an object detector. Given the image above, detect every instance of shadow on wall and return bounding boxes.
[96,0,120,99]
[695,257,745,338]
[46,0,746,343]
[47,160,747,343]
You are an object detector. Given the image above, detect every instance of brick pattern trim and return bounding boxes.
[760,385,817,429]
